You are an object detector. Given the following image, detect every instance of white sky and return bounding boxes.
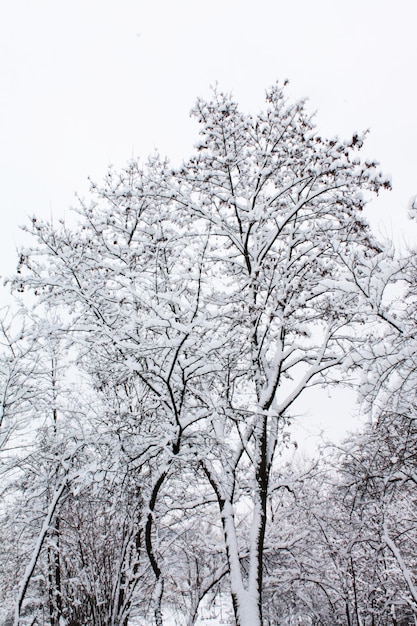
[1,0,416,442]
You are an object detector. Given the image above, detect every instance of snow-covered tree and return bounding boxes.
[0,308,42,458]
[0,320,155,626]
[13,82,392,625]
[328,245,417,625]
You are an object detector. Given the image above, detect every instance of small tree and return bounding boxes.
[15,82,391,625]
[2,323,151,626]
[331,244,417,624]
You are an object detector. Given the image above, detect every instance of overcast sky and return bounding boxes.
[1,0,416,442]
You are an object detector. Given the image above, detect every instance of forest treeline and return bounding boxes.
[1,83,416,626]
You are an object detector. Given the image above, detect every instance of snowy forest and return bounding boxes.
[1,83,417,626]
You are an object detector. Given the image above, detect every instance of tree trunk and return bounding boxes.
[48,517,62,626]
[220,500,263,626]
[14,480,67,626]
